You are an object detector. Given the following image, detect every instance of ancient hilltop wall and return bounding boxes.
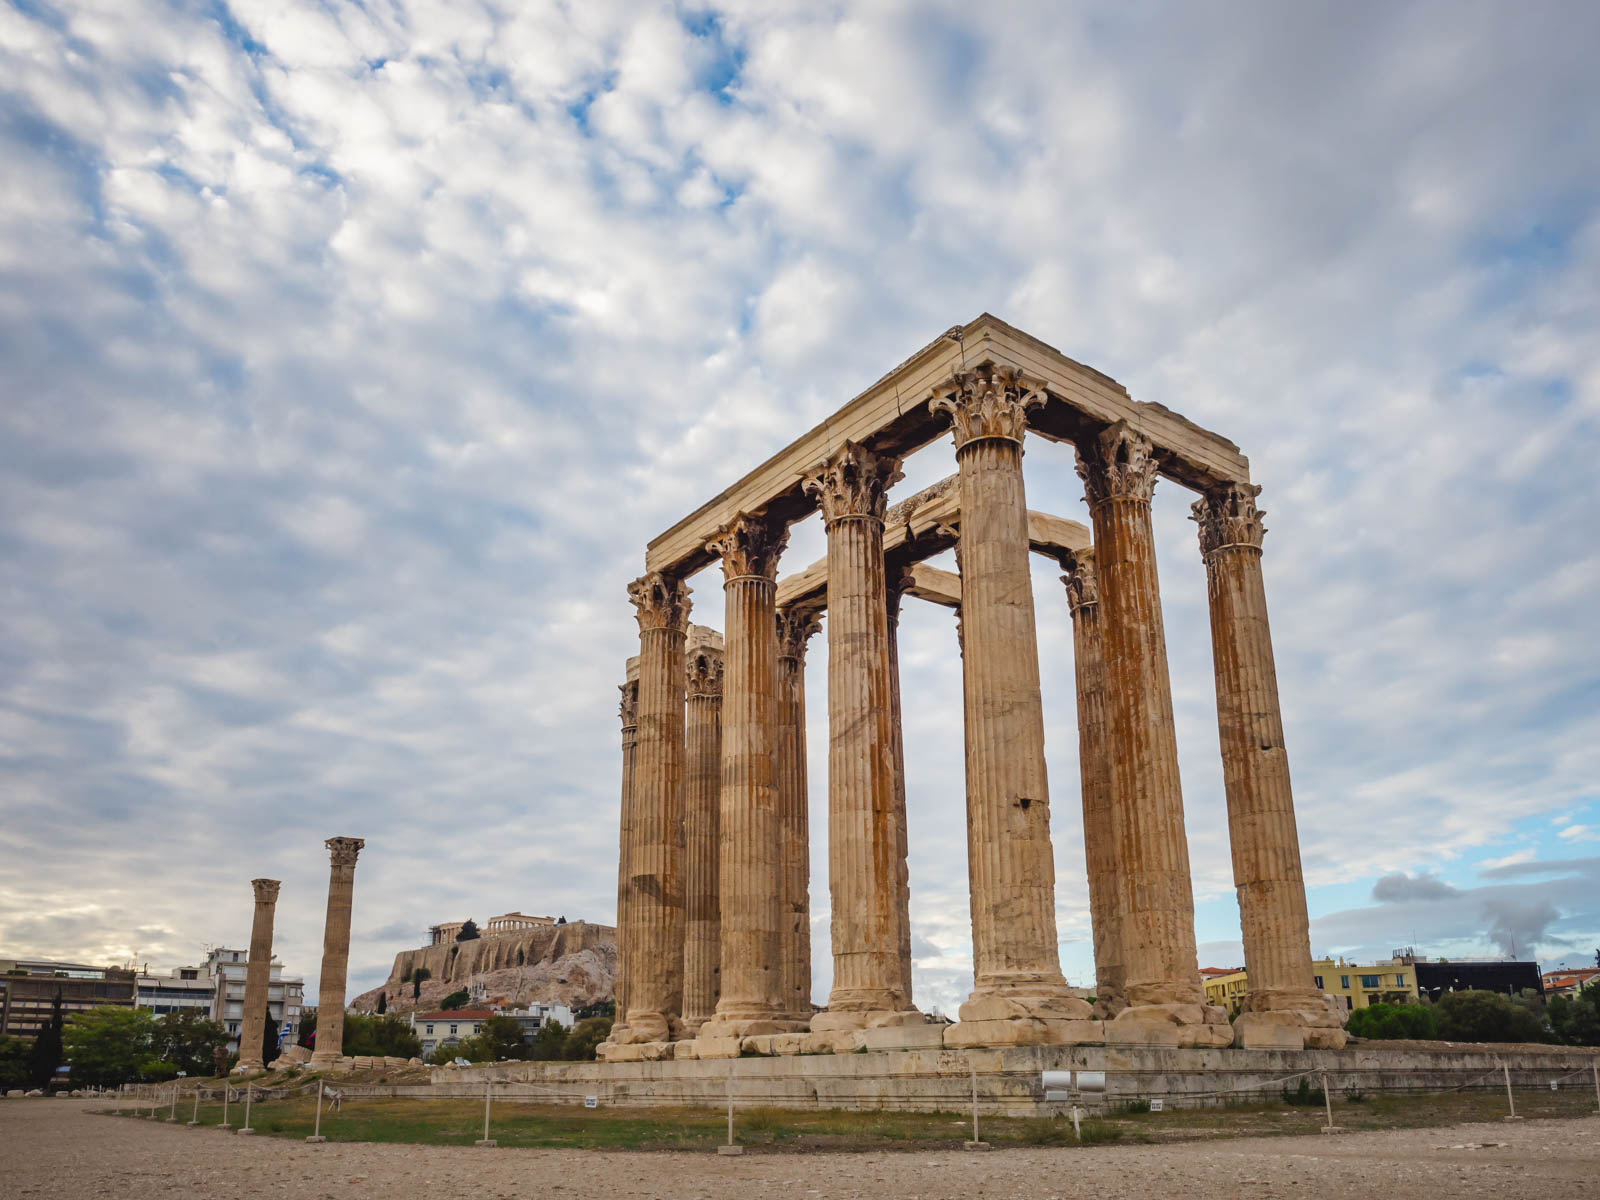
[383,920,615,989]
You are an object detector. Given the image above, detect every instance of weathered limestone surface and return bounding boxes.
[375,921,615,992]
[1061,552,1124,1018]
[1193,484,1346,1050]
[697,511,805,1040]
[681,627,724,1033]
[619,572,691,1044]
[805,443,919,1032]
[774,605,820,1024]
[611,663,639,1044]
[309,837,364,1068]
[237,878,280,1070]
[884,571,914,1011]
[1076,424,1229,1048]
[930,364,1095,1046]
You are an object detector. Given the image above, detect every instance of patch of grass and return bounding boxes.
[1121,1098,1151,1114]
[1281,1078,1327,1107]
[1077,1119,1124,1145]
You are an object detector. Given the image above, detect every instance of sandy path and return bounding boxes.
[3,1098,1597,1198]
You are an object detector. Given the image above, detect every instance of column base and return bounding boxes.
[945,1017,1104,1048]
[614,1012,677,1044]
[810,1008,924,1034]
[1232,1004,1348,1050]
[307,1053,351,1071]
[236,1060,263,1073]
[958,992,1096,1023]
[1106,1002,1234,1048]
[695,1014,808,1041]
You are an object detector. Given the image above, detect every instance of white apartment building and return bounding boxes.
[135,948,304,1057]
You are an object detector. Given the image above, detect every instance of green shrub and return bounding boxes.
[1434,990,1548,1044]
[1120,1098,1150,1114]
[1346,1001,1438,1041]
[1281,1077,1326,1107]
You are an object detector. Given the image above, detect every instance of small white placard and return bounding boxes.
[584,1095,599,1109]
[1148,1098,1164,1112]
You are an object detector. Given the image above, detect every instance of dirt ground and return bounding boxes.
[3,1097,1598,1198]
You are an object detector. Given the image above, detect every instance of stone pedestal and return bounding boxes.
[236,878,281,1071]
[805,443,919,1032]
[1193,484,1346,1051]
[681,628,724,1034]
[775,606,821,1024]
[930,365,1096,1046]
[618,572,691,1044]
[309,838,364,1068]
[610,666,640,1046]
[1076,423,1229,1048]
[697,511,807,1040]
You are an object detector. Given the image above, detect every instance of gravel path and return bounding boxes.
[3,1099,1597,1198]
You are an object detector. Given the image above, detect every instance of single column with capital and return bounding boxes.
[775,605,821,1025]
[697,510,807,1039]
[1076,422,1231,1047]
[236,878,281,1071]
[805,443,921,1032]
[681,627,725,1034]
[309,837,364,1068]
[1193,483,1346,1049]
[930,363,1098,1047]
[618,572,691,1044]
[608,664,640,1048]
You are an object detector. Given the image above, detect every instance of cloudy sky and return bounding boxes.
[2,1,1598,1016]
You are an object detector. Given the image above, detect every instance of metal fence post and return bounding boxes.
[1319,1072,1341,1134]
[1502,1063,1521,1121]
[307,1079,326,1143]
[964,1057,990,1151]
[220,1083,231,1130]
[475,1077,497,1147]
[718,1065,742,1156]
[189,1087,200,1126]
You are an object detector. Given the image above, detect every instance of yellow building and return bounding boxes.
[1200,967,1249,1011]
[1200,959,1420,1015]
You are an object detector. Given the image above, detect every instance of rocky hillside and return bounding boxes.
[350,920,616,1017]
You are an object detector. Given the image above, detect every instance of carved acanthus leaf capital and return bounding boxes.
[802,441,904,526]
[326,836,364,867]
[686,647,724,697]
[929,361,1045,451]
[1191,482,1266,556]
[706,510,789,582]
[1075,421,1160,507]
[628,572,692,632]
[618,679,639,729]
[1059,549,1099,616]
[252,878,281,904]
[776,605,823,663]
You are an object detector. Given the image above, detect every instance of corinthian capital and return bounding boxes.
[252,878,281,904]
[1191,482,1266,556]
[325,836,364,867]
[929,361,1045,451]
[776,605,823,663]
[628,572,692,632]
[1075,421,1160,507]
[1059,549,1099,616]
[706,510,789,581]
[686,646,724,697]
[618,679,639,729]
[803,441,904,526]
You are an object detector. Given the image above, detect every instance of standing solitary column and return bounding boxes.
[1193,483,1345,1049]
[309,837,364,1069]
[885,570,914,1012]
[1060,551,1125,1017]
[930,364,1096,1046]
[806,442,920,1031]
[682,628,724,1034]
[609,665,640,1047]
[699,510,805,1039]
[236,878,281,1071]
[620,572,691,1044]
[775,605,821,1024]
[1076,422,1229,1047]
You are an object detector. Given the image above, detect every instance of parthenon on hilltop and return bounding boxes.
[601,314,1345,1062]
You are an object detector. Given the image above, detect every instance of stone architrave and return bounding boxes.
[619,572,692,1044]
[804,443,920,1032]
[1192,484,1346,1050]
[682,628,725,1034]
[1060,552,1125,1017]
[697,510,807,1039]
[309,837,364,1068]
[775,605,822,1024]
[884,570,914,1011]
[1076,423,1230,1047]
[236,878,281,1071]
[929,364,1098,1046]
[610,665,640,1045]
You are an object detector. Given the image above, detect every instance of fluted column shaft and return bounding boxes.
[682,639,724,1030]
[775,608,820,1022]
[1062,553,1124,1015]
[621,573,690,1043]
[1194,485,1320,1011]
[1077,424,1204,1012]
[885,580,914,1010]
[611,675,639,1041]
[237,878,280,1070]
[309,837,363,1067]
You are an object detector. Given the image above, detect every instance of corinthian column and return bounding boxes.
[619,572,691,1044]
[309,837,364,1068]
[236,878,281,1071]
[930,363,1096,1047]
[1060,551,1124,1017]
[698,510,806,1039]
[682,628,724,1034]
[885,570,914,1012]
[775,605,821,1024]
[1076,423,1229,1047]
[1192,484,1346,1050]
[609,665,640,1046]
[805,443,920,1031]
